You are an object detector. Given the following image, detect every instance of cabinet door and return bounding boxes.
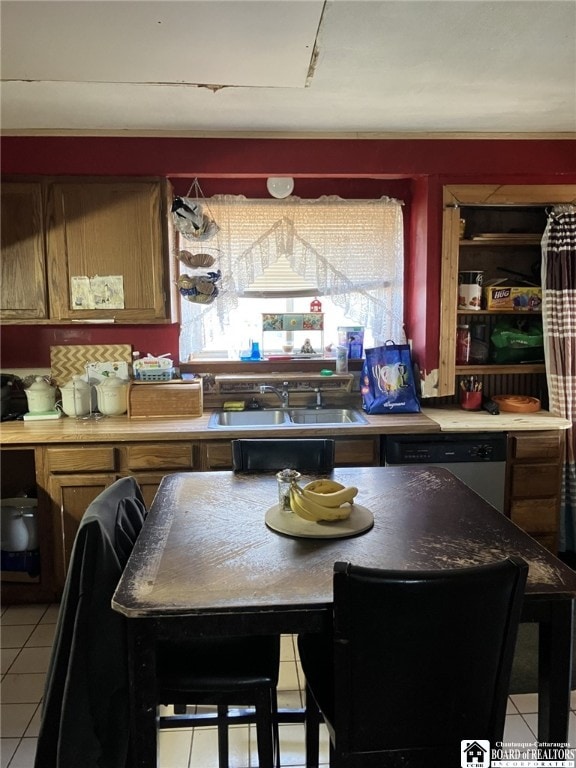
[507,431,562,553]
[46,180,169,322]
[0,182,48,319]
[203,441,233,470]
[334,437,380,466]
[48,473,117,589]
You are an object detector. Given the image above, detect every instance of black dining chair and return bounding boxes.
[232,438,335,471]
[35,476,280,768]
[298,557,528,768]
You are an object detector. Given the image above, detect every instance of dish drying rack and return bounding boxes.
[133,356,174,382]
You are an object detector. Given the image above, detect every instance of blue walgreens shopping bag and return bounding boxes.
[361,341,421,414]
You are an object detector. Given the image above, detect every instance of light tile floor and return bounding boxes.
[2,603,576,767]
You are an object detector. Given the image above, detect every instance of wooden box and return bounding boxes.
[128,381,203,418]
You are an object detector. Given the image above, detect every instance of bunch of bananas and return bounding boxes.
[289,479,358,522]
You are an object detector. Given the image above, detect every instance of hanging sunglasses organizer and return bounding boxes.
[173,179,222,304]
[171,178,220,242]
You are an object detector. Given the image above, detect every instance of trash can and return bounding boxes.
[0,498,40,578]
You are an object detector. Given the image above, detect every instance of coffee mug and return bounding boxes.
[458,271,483,311]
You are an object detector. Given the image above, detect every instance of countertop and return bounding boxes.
[0,410,437,445]
[421,407,571,432]
[0,406,569,446]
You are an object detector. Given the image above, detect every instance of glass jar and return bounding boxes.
[469,323,489,364]
[455,324,471,365]
[276,469,301,511]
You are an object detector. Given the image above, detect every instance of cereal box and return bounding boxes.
[483,282,542,311]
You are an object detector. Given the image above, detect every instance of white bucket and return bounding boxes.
[1,498,38,551]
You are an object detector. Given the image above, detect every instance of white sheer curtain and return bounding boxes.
[179,195,404,359]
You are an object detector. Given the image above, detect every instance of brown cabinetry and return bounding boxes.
[43,441,200,590]
[47,180,172,322]
[45,436,380,589]
[1,428,563,603]
[1,177,176,324]
[47,472,117,590]
[507,430,563,552]
[0,183,48,319]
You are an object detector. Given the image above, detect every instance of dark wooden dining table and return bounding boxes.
[112,466,576,766]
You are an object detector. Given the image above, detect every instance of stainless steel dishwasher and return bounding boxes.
[383,433,508,512]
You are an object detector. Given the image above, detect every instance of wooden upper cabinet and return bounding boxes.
[0,183,48,319]
[46,179,173,322]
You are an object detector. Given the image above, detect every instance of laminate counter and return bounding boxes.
[0,410,436,444]
[422,406,571,432]
[0,407,569,446]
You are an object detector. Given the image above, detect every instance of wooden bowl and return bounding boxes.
[492,395,541,413]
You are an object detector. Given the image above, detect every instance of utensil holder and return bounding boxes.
[460,390,482,411]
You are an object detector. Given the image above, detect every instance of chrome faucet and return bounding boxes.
[259,382,290,408]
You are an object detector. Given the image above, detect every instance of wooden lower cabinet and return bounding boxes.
[334,437,380,466]
[48,473,117,591]
[43,442,200,592]
[3,430,564,602]
[42,436,380,590]
[507,431,563,552]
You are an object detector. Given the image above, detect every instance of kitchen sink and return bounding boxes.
[288,408,368,425]
[209,410,289,427]
[208,407,368,429]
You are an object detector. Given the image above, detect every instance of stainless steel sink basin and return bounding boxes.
[208,408,367,429]
[209,410,289,427]
[288,408,368,425]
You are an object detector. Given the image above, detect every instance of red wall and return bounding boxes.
[1,136,574,373]
[1,325,181,369]
[2,137,574,177]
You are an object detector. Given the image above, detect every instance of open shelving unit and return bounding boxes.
[436,184,576,399]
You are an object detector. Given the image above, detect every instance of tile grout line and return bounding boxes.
[1,604,55,768]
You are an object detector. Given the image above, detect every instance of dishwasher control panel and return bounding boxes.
[385,433,507,464]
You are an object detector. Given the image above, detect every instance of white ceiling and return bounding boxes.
[1,0,575,135]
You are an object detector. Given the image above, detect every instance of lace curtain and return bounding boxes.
[179,195,404,359]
